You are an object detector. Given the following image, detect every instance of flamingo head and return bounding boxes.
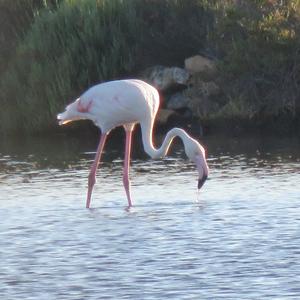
[184,138,209,190]
[57,98,87,125]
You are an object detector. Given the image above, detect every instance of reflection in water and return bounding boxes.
[0,133,300,299]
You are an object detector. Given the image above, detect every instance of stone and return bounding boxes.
[166,80,220,110]
[188,75,221,97]
[141,65,190,91]
[200,81,220,97]
[166,92,189,110]
[185,86,220,118]
[184,55,217,76]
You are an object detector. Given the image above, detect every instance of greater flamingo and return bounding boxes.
[57,79,209,208]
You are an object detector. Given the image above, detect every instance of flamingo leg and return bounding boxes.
[123,129,134,208]
[86,133,108,208]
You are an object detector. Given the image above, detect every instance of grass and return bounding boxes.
[0,0,140,134]
[0,0,299,135]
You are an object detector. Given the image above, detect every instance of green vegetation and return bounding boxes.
[0,0,140,134]
[212,0,300,133]
[1,0,299,135]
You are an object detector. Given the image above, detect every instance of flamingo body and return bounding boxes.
[58,79,208,208]
[58,80,158,133]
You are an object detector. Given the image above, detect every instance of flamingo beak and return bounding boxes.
[198,174,208,189]
[195,154,209,190]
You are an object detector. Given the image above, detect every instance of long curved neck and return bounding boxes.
[141,120,190,159]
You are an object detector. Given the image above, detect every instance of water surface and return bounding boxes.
[1,133,300,299]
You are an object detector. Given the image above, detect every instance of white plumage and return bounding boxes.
[58,79,208,208]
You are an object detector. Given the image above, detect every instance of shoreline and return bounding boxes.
[2,115,298,139]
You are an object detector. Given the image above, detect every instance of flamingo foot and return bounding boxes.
[125,205,132,212]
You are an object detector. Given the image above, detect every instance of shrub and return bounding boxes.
[213,0,300,122]
[1,0,299,135]
[0,0,140,134]
[0,0,213,135]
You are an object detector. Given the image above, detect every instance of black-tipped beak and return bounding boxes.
[198,175,208,189]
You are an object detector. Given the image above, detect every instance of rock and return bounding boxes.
[141,65,190,91]
[188,78,221,98]
[166,80,221,112]
[184,55,217,76]
[166,92,189,110]
[199,81,220,97]
[165,82,221,118]
[156,108,176,124]
[185,86,220,118]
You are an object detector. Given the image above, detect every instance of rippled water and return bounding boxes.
[1,133,300,299]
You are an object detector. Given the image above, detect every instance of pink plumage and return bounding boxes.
[58,79,208,208]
